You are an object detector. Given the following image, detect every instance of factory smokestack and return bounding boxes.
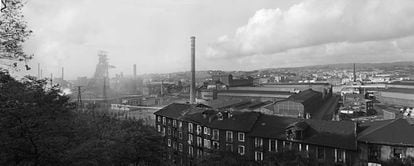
[190,36,196,104]
[353,63,356,82]
[62,67,64,81]
[37,63,40,78]
[133,64,137,79]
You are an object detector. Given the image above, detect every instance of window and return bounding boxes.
[225,143,233,152]
[317,147,325,159]
[204,139,211,149]
[178,121,182,129]
[162,127,166,136]
[197,137,202,147]
[255,138,263,148]
[167,139,171,147]
[157,116,161,122]
[173,141,177,150]
[179,131,183,139]
[162,117,166,125]
[212,129,219,140]
[238,145,245,155]
[394,148,404,159]
[189,146,194,156]
[335,149,345,163]
[157,125,161,132]
[188,134,193,144]
[368,145,380,162]
[204,127,210,135]
[238,132,245,142]
[212,141,220,150]
[226,131,233,142]
[167,127,171,135]
[197,149,203,158]
[179,143,183,152]
[197,125,202,135]
[173,120,176,127]
[255,151,263,161]
[188,123,193,133]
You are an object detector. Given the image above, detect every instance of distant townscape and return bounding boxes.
[45,39,414,166]
[2,0,414,165]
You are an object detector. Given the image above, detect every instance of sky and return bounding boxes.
[20,0,414,80]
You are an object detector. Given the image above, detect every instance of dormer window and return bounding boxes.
[286,121,308,140]
[217,112,223,120]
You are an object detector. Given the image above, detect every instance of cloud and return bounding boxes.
[207,0,414,58]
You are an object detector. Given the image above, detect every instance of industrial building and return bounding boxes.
[376,88,414,107]
[261,83,332,100]
[264,89,323,118]
[211,74,254,87]
[216,89,292,102]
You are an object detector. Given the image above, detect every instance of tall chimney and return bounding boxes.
[61,67,64,81]
[353,63,356,82]
[133,64,137,79]
[37,63,40,78]
[190,36,196,104]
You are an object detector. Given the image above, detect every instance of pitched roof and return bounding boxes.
[288,89,321,103]
[154,103,211,119]
[248,114,357,150]
[218,90,292,95]
[304,119,356,150]
[184,111,261,132]
[358,118,414,146]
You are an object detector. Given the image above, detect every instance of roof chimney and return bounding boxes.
[190,36,196,104]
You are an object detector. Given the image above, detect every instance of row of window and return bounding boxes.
[158,116,183,128]
[253,138,346,163]
[158,116,246,143]
[158,116,346,163]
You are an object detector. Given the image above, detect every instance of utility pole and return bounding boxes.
[103,77,108,111]
[77,86,83,112]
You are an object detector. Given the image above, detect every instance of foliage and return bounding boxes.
[383,156,414,166]
[265,149,313,166]
[197,151,257,166]
[0,71,165,166]
[0,0,32,61]
[0,71,74,166]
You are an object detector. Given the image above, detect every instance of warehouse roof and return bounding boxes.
[381,88,414,94]
[154,103,211,119]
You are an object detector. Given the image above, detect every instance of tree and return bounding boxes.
[265,149,313,166]
[197,151,257,166]
[0,71,75,166]
[0,0,32,67]
[0,71,166,166]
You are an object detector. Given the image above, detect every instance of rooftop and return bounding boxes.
[358,118,414,146]
[287,89,322,105]
[248,114,357,150]
[381,88,414,94]
[184,111,261,132]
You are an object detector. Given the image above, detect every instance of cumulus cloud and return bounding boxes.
[207,0,414,58]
